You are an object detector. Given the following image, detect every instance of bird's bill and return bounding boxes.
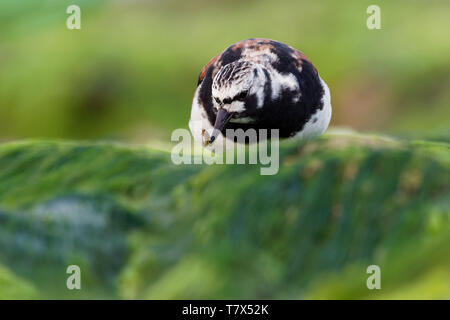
[208,108,234,144]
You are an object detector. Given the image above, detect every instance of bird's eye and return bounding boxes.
[236,90,249,101]
[214,97,220,104]
[223,98,232,104]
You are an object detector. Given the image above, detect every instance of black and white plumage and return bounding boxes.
[189,38,331,151]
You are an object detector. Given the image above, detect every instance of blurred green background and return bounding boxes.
[1,0,449,143]
[0,0,449,299]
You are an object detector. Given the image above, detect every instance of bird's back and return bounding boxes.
[198,38,316,86]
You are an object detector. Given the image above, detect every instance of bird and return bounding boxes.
[189,38,331,152]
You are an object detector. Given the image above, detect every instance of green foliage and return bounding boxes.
[0,264,36,299]
[0,134,448,299]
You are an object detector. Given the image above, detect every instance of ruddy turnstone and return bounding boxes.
[189,38,331,151]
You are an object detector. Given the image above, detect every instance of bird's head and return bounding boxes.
[209,61,262,144]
